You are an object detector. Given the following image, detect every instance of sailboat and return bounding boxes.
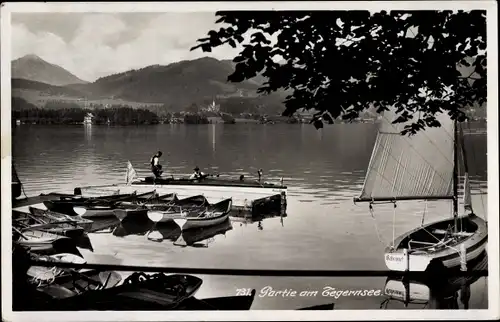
[354,108,488,272]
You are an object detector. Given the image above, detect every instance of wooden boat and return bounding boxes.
[27,253,87,286]
[28,207,94,232]
[148,198,232,230]
[44,191,158,218]
[113,194,207,223]
[42,273,203,311]
[354,110,488,271]
[13,211,94,251]
[13,228,83,257]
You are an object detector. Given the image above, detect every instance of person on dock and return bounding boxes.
[150,151,163,178]
[189,166,206,180]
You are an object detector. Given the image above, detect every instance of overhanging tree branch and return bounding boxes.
[191,10,487,135]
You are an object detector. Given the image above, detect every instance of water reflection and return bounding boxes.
[380,251,488,309]
[230,212,287,229]
[112,218,234,248]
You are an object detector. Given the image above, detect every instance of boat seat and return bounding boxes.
[432,229,474,237]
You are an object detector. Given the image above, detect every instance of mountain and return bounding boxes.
[69,57,278,106]
[12,56,288,114]
[12,54,89,86]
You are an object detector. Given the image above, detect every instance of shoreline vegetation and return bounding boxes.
[12,97,487,126]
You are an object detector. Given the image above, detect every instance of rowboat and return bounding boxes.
[44,191,158,218]
[148,198,232,230]
[13,211,94,251]
[43,192,137,216]
[354,109,488,271]
[28,207,94,233]
[13,228,83,257]
[27,253,87,286]
[113,194,208,223]
[43,273,204,311]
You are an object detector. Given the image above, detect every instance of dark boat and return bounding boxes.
[35,269,123,298]
[43,190,158,218]
[113,194,208,223]
[147,198,232,231]
[13,228,83,257]
[28,207,94,232]
[13,211,94,251]
[41,273,204,311]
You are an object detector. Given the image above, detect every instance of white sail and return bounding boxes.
[125,161,137,185]
[357,108,455,201]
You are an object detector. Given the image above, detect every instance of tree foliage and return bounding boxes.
[191,10,486,134]
[12,97,159,125]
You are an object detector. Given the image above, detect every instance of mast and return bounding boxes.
[453,119,459,234]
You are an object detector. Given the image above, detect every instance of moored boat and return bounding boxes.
[28,207,94,233]
[354,109,488,272]
[113,194,207,223]
[148,198,232,230]
[44,190,158,218]
[13,228,83,257]
[13,211,94,251]
[42,273,204,310]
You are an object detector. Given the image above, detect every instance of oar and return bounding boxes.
[12,227,29,240]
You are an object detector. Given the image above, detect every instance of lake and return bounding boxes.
[12,123,489,310]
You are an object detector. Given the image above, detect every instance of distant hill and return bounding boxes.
[12,78,86,97]
[12,56,288,115]
[12,54,89,86]
[68,57,282,108]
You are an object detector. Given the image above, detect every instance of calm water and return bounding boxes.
[12,123,489,310]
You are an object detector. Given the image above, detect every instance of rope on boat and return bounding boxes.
[421,200,428,226]
[392,202,397,248]
[369,202,389,246]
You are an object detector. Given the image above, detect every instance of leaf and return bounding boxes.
[228,39,237,48]
[201,44,212,52]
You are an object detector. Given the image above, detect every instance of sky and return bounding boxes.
[11,13,246,81]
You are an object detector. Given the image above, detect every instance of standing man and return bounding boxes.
[150,151,163,178]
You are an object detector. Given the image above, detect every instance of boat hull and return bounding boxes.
[179,212,229,230]
[384,214,488,272]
